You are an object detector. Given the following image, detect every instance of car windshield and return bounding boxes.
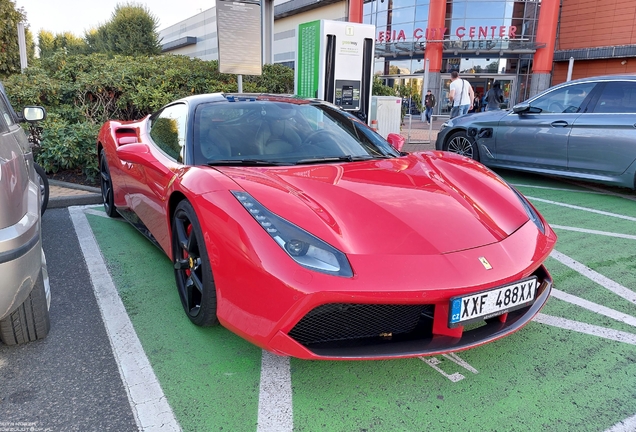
[192,100,400,166]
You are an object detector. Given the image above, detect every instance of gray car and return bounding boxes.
[436,75,636,189]
[0,83,50,345]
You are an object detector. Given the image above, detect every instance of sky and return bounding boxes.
[15,0,215,38]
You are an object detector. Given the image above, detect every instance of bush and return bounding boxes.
[3,53,294,178]
[35,113,101,180]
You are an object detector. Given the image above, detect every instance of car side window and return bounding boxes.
[149,103,187,162]
[531,83,596,114]
[592,81,636,114]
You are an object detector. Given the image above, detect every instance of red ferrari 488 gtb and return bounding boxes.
[97,93,556,360]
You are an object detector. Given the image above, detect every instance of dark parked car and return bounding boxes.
[436,75,636,189]
[0,83,50,345]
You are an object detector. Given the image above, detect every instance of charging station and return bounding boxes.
[295,20,375,123]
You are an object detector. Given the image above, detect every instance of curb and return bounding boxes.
[49,179,101,193]
[48,180,103,209]
[49,195,104,209]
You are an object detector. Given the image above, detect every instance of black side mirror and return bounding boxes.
[512,102,530,114]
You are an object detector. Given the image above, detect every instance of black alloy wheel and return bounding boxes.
[172,200,218,327]
[100,151,118,217]
[445,131,480,161]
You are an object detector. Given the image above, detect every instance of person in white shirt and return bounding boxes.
[449,71,474,118]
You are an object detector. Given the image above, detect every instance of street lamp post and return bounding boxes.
[17,22,27,72]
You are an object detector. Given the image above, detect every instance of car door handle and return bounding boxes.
[550,120,569,127]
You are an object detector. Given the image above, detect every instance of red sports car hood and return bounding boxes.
[216,152,531,255]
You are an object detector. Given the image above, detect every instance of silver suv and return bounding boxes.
[0,82,50,345]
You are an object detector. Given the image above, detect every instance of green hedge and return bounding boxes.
[4,53,294,180]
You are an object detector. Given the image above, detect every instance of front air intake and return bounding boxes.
[288,303,434,346]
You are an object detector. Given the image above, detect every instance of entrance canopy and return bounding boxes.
[375,39,544,59]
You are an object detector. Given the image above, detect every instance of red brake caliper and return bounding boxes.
[183,224,193,277]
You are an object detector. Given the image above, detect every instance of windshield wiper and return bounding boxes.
[207,159,288,167]
[295,155,387,165]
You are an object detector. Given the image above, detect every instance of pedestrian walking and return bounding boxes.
[485,81,504,111]
[449,71,474,119]
[424,89,436,124]
[471,92,482,113]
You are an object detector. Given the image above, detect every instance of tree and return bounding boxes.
[0,0,34,77]
[24,28,36,62]
[486,60,500,73]
[245,63,294,94]
[87,2,162,56]
[38,31,55,59]
[38,30,88,59]
[84,27,110,55]
[372,76,395,96]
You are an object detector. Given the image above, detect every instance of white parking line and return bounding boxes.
[257,351,293,432]
[526,196,636,221]
[551,289,636,327]
[421,357,466,382]
[550,250,636,305]
[83,207,128,220]
[534,314,636,345]
[605,412,636,432]
[511,183,607,195]
[69,206,181,432]
[442,352,479,374]
[550,225,636,240]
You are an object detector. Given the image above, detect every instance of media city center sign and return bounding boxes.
[377,25,518,43]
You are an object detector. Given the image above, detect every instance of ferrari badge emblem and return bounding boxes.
[479,257,492,270]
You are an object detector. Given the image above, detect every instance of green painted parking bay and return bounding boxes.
[83,170,636,431]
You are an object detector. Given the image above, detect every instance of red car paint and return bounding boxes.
[97,94,557,360]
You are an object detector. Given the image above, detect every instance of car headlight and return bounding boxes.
[232,191,354,277]
[440,120,450,131]
[510,187,545,234]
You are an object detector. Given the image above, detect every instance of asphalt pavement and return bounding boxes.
[0,207,137,431]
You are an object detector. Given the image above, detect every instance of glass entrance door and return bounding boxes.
[482,78,515,111]
[439,75,517,114]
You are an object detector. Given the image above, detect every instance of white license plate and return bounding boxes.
[448,277,538,328]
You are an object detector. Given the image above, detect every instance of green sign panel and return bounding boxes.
[297,20,321,98]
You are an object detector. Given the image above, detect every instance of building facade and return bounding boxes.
[159,7,219,61]
[159,0,635,115]
[363,0,547,115]
[552,0,636,84]
[273,1,348,69]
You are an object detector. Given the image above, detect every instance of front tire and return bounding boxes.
[0,270,51,345]
[444,131,480,161]
[172,201,219,327]
[100,151,118,217]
